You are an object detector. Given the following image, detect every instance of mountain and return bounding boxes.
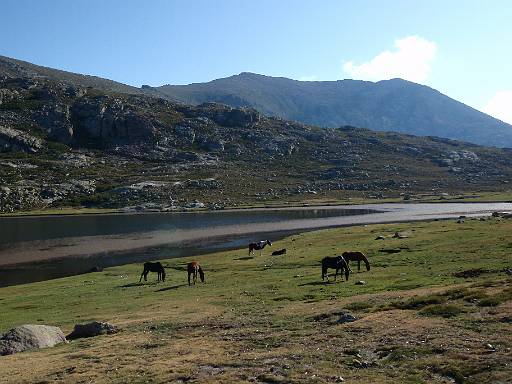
[147,73,512,148]
[1,68,512,213]
[0,55,142,95]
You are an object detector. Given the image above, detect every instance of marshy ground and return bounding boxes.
[0,217,511,383]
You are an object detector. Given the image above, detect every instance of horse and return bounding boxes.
[272,248,287,256]
[248,240,272,256]
[187,261,205,286]
[321,256,349,281]
[139,261,166,282]
[342,251,370,272]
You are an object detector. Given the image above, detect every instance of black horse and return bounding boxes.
[321,256,349,281]
[248,240,272,256]
[139,262,166,282]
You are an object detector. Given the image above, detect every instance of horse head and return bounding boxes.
[267,240,272,246]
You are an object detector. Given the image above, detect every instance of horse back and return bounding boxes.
[342,251,365,260]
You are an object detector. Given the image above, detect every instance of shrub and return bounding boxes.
[419,304,464,318]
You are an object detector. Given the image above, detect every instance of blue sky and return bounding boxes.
[1,0,511,122]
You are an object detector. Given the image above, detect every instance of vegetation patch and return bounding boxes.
[390,294,446,309]
[419,303,464,318]
[344,301,373,311]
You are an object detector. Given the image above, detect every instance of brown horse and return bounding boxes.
[187,261,205,286]
[342,251,370,272]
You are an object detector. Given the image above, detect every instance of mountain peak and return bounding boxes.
[150,73,512,148]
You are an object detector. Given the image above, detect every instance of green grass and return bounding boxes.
[0,218,511,383]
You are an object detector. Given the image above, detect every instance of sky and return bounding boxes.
[1,0,511,123]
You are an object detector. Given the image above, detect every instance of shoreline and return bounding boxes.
[1,191,511,219]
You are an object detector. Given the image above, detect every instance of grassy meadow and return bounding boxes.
[0,217,511,383]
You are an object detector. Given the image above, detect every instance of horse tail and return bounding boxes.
[198,266,205,283]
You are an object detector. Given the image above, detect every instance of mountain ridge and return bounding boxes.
[148,72,512,148]
[2,55,511,147]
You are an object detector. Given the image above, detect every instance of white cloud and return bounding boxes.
[343,35,437,83]
[298,75,318,81]
[482,91,512,124]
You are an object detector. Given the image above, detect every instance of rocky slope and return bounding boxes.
[148,73,512,148]
[1,73,512,213]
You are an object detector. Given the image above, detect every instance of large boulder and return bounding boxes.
[0,324,67,355]
[67,321,118,339]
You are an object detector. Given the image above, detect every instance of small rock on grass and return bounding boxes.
[355,280,366,285]
[375,235,385,240]
[337,313,357,324]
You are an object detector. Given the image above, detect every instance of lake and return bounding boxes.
[0,202,510,286]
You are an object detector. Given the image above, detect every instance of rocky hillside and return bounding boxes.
[1,73,512,213]
[148,73,512,148]
[0,55,141,95]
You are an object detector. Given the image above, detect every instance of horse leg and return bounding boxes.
[188,271,191,286]
[139,270,145,282]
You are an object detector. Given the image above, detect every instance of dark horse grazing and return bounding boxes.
[248,240,272,256]
[321,256,350,281]
[139,262,166,282]
[187,261,205,286]
[342,251,370,272]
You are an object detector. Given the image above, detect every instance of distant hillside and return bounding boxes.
[0,55,142,95]
[148,73,512,148]
[2,72,512,213]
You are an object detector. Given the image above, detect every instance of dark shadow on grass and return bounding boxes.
[119,282,147,288]
[379,249,402,254]
[298,281,336,287]
[155,284,188,292]
[234,256,254,261]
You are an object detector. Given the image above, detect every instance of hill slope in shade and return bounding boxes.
[149,72,512,148]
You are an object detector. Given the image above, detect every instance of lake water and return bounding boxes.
[0,202,510,286]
